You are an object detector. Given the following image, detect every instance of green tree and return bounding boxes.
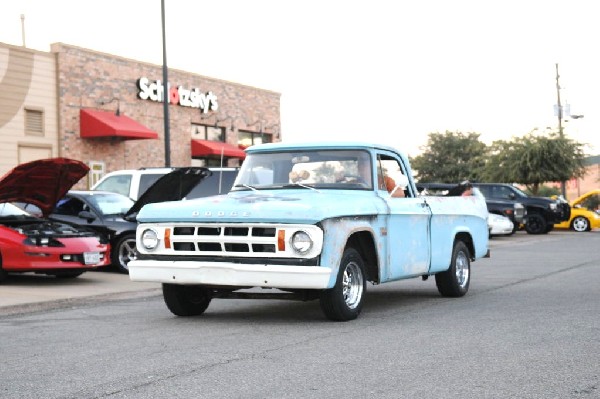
[481,132,586,195]
[523,185,561,197]
[410,131,487,183]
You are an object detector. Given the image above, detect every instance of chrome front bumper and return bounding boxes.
[128,260,333,289]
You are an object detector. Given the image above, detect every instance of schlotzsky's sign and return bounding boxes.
[137,77,218,113]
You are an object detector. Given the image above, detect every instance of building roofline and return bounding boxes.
[48,42,281,96]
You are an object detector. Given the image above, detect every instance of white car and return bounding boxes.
[488,213,515,236]
[92,167,239,200]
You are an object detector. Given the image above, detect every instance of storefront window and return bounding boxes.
[238,130,272,149]
[191,124,224,141]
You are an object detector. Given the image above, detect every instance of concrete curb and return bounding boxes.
[0,288,162,317]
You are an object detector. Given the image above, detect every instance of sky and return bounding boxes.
[1,0,598,157]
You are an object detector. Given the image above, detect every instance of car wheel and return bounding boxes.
[525,214,547,234]
[319,247,366,321]
[571,216,590,232]
[435,240,470,297]
[162,284,212,316]
[112,234,137,274]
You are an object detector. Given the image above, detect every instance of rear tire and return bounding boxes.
[320,247,366,321]
[162,284,212,316]
[436,240,470,297]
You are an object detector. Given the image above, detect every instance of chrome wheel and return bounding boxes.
[455,249,469,289]
[112,234,137,273]
[571,216,589,232]
[118,238,137,270]
[320,247,367,321]
[342,261,364,310]
[436,240,470,297]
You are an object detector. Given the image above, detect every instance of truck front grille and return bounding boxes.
[171,225,277,254]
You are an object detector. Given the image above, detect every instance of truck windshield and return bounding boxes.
[232,149,373,191]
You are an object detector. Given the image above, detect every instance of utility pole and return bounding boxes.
[555,63,566,198]
[161,0,171,167]
[20,14,26,47]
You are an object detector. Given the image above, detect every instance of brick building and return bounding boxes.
[1,41,281,188]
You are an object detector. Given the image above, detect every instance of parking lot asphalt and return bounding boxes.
[1,229,593,317]
[0,269,160,316]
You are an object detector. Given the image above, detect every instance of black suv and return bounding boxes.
[472,183,570,234]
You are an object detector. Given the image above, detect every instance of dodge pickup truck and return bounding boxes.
[129,142,490,321]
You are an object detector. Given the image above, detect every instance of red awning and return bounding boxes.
[191,139,246,159]
[80,109,158,140]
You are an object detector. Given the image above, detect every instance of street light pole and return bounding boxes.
[161,0,171,167]
[555,63,566,198]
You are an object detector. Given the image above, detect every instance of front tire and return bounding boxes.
[112,234,137,274]
[525,214,547,234]
[162,284,212,316]
[436,240,470,297]
[571,216,590,232]
[320,247,366,321]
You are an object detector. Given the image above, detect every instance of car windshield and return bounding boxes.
[86,193,135,215]
[510,185,529,198]
[93,174,132,197]
[232,149,373,191]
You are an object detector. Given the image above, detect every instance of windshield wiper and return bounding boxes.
[234,184,259,192]
[283,182,320,192]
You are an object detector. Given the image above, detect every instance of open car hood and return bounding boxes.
[572,189,600,206]
[124,167,211,219]
[0,158,89,217]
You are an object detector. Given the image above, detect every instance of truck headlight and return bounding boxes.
[290,230,313,254]
[141,228,159,250]
[549,203,557,210]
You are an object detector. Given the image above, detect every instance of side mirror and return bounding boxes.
[508,193,516,200]
[78,210,96,222]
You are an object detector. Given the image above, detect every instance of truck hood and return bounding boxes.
[136,190,386,224]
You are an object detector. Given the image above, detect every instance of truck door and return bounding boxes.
[377,154,431,280]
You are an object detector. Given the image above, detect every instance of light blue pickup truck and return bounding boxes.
[129,142,490,321]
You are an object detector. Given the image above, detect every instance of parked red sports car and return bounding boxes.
[0,158,110,281]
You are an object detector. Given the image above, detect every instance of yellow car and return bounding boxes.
[555,189,600,232]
